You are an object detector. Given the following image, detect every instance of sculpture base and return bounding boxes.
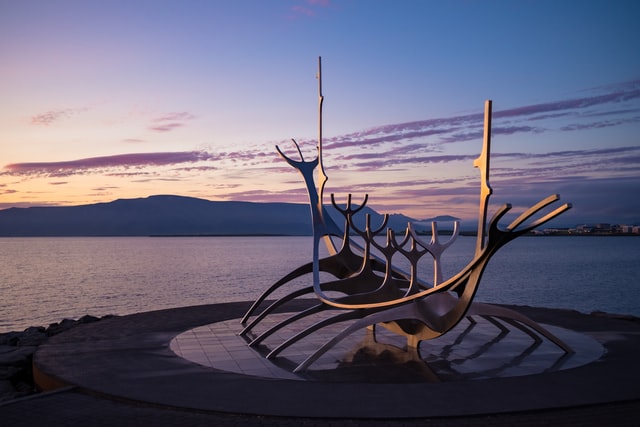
[171,311,602,383]
[32,300,640,419]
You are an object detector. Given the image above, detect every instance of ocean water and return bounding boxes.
[1,235,638,333]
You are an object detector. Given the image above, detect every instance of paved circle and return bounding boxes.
[33,301,640,419]
[170,313,603,382]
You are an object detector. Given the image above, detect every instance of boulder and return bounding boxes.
[0,313,109,403]
[0,332,21,346]
[0,379,16,400]
[16,327,48,346]
[0,346,37,366]
[0,366,21,380]
[45,318,79,336]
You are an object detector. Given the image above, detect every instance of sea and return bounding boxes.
[1,235,638,333]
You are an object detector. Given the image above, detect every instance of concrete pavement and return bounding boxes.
[1,301,638,425]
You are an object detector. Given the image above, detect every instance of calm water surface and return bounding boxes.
[1,236,638,333]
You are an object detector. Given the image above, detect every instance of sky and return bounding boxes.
[1,0,639,227]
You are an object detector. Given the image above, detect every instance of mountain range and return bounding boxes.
[0,195,460,237]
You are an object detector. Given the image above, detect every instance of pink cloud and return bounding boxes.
[148,122,185,132]
[291,5,315,17]
[338,152,476,172]
[153,112,195,122]
[329,142,640,177]
[105,172,154,178]
[494,86,640,120]
[319,80,640,149]
[91,186,120,191]
[148,111,195,132]
[130,177,183,183]
[173,165,219,172]
[3,151,217,177]
[288,0,331,19]
[559,115,640,131]
[221,148,275,163]
[30,107,88,126]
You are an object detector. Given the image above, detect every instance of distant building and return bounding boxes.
[573,223,639,235]
[576,224,593,233]
[620,225,635,234]
[541,228,571,235]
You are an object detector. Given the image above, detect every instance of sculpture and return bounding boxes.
[241,57,573,373]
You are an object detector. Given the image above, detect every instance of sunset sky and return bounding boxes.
[1,0,639,226]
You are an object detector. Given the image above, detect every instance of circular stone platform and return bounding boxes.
[170,312,603,383]
[33,300,640,419]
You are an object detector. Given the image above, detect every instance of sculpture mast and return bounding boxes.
[313,56,329,288]
[317,56,328,212]
[473,100,493,256]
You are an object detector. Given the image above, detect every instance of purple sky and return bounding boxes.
[1,1,639,226]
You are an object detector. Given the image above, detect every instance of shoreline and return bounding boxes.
[1,232,639,238]
[0,315,111,403]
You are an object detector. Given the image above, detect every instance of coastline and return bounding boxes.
[0,315,111,402]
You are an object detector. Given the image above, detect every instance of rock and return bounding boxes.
[0,345,16,355]
[591,311,640,322]
[46,318,78,336]
[0,379,15,395]
[1,327,48,346]
[0,313,107,403]
[13,380,34,394]
[17,327,48,346]
[0,366,21,380]
[78,314,100,324]
[23,326,45,334]
[0,332,21,346]
[0,346,37,366]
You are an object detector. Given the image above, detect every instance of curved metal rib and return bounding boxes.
[240,248,363,327]
[267,308,366,360]
[467,302,573,353]
[240,286,313,337]
[313,196,570,310]
[240,263,315,326]
[249,302,327,347]
[241,193,391,328]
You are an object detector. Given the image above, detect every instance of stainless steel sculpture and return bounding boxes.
[241,57,573,373]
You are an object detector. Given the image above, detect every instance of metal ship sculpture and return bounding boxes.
[240,58,573,374]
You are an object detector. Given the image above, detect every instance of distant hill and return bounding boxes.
[0,195,420,237]
[419,215,460,223]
